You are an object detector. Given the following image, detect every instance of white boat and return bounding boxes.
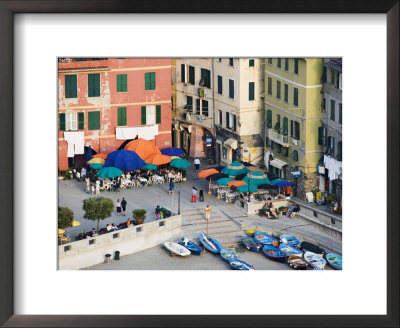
[164,241,191,256]
[303,251,327,269]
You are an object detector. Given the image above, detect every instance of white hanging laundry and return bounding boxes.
[64,131,84,157]
[323,155,342,181]
[115,127,138,140]
[264,150,271,170]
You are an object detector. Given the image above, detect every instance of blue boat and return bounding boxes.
[241,235,261,252]
[228,258,254,270]
[179,237,203,256]
[220,248,238,262]
[199,233,223,254]
[279,244,303,256]
[262,245,286,262]
[279,234,301,247]
[253,231,278,246]
[325,253,342,270]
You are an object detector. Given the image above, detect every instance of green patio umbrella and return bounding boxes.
[237,184,258,193]
[221,161,250,176]
[242,170,271,185]
[143,163,157,170]
[89,163,104,170]
[216,177,235,186]
[170,158,191,169]
[96,166,123,178]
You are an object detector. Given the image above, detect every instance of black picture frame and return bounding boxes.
[0,1,398,327]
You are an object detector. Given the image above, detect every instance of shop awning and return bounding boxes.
[224,138,238,150]
[270,158,287,169]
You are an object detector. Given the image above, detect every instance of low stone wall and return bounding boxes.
[58,214,183,270]
[234,198,290,215]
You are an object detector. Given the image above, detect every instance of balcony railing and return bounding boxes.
[268,129,289,147]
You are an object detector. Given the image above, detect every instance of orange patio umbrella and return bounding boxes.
[124,139,161,160]
[198,168,219,179]
[145,153,171,165]
[92,153,108,160]
[227,180,247,187]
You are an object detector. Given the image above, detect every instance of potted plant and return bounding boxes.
[279,206,288,215]
[132,209,147,225]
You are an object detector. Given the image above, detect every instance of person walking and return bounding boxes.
[199,188,204,202]
[121,197,127,216]
[95,180,100,195]
[168,178,175,194]
[116,199,122,216]
[194,158,201,172]
[205,205,211,220]
[191,186,198,203]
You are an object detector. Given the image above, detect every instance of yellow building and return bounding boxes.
[264,58,323,198]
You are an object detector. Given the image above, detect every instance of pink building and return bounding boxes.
[58,58,172,171]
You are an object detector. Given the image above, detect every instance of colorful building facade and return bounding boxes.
[264,58,323,199]
[58,58,172,171]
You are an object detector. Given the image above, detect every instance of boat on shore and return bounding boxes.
[163,241,191,257]
[279,234,301,248]
[262,245,286,262]
[220,248,238,262]
[241,235,261,252]
[300,241,326,255]
[279,244,303,257]
[303,251,327,269]
[199,233,223,254]
[325,253,342,270]
[229,258,254,270]
[179,237,203,256]
[253,232,278,246]
[287,255,308,270]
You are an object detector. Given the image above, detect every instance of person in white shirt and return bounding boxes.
[194,158,200,172]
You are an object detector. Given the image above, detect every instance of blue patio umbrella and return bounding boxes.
[216,177,235,186]
[170,158,191,169]
[96,166,123,178]
[104,150,145,172]
[237,184,258,193]
[143,163,157,170]
[161,147,185,156]
[271,179,294,187]
[89,163,103,170]
[242,170,271,186]
[86,145,93,161]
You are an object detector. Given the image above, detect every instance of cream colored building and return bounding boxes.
[214,58,264,164]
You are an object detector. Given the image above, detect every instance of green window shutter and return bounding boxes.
[145,73,150,90]
[78,112,84,130]
[233,115,236,132]
[249,59,254,67]
[283,117,288,135]
[88,111,100,130]
[145,72,156,90]
[291,150,298,161]
[226,112,229,128]
[267,110,272,128]
[65,75,77,98]
[293,88,298,106]
[290,120,293,136]
[117,74,127,92]
[117,107,127,126]
[249,82,255,101]
[339,103,342,124]
[318,127,323,145]
[156,105,161,124]
[59,113,66,131]
[151,72,156,90]
[141,106,147,125]
[88,74,100,97]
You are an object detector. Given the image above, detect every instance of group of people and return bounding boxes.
[261,203,279,219]
[116,198,128,216]
[191,186,204,203]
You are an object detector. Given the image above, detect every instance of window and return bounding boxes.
[117,107,127,126]
[196,99,200,114]
[330,69,335,84]
[218,58,222,62]
[202,100,209,117]
[294,59,299,74]
[318,127,327,145]
[219,110,222,125]
[267,58,272,64]
[226,112,229,129]
[284,84,288,102]
[229,79,234,99]
[78,112,84,130]
[65,74,77,98]
[59,113,66,131]
[337,141,342,161]
[293,88,298,106]
[88,73,100,97]
[274,114,281,131]
[282,147,289,157]
[284,58,289,71]
[63,112,77,131]
[249,59,254,67]
[88,239,95,245]
[113,233,120,239]
[116,74,127,92]
[141,105,161,125]
[291,120,300,140]
[136,227,142,232]
[64,245,71,252]
[266,110,272,128]
[322,98,326,111]
[327,136,335,154]
[200,68,211,88]
[276,80,281,99]
[277,58,281,68]
[185,96,193,111]
[145,72,156,90]
[336,72,340,89]
[282,117,288,135]
[339,103,342,124]
[217,75,223,94]
[181,64,186,83]
[330,99,336,121]
[188,66,195,85]
[291,150,298,161]
[249,82,255,101]
[321,66,327,83]
[229,58,233,66]
[159,221,165,227]
[267,77,272,95]
[88,111,100,130]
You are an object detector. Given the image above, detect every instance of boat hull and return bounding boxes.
[262,245,286,262]
[199,233,223,254]
[287,255,308,270]
[279,244,303,257]
[325,253,342,270]
[229,258,254,270]
[220,248,238,262]
[253,232,278,246]
[241,236,261,252]
[179,238,203,256]
[279,234,301,248]
[164,242,191,256]
[303,251,327,269]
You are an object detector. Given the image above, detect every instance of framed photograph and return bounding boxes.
[1,1,398,327]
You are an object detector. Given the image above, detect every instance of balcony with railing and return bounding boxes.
[268,129,289,147]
